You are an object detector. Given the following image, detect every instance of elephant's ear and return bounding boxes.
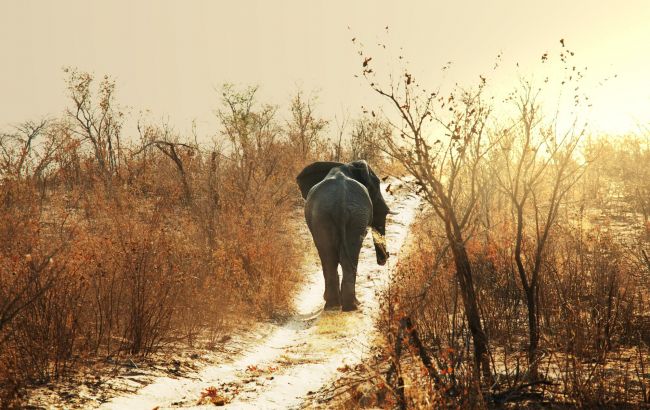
[296,161,344,199]
[348,160,372,188]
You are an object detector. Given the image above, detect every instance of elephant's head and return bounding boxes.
[297,160,394,266]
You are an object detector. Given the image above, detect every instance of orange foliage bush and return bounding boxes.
[374,205,648,407]
[0,77,316,403]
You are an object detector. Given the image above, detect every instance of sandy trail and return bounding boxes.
[100,180,420,410]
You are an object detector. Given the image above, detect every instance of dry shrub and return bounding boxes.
[351,204,648,408]
[0,78,306,403]
[544,227,637,356]
[358,213,486,409]
[333,38,650,409]
[0,181,79,405]
[77,206,187,355]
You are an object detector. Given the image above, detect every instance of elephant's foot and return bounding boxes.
[341,301,358,312]
[340,281,358,311]
[323,281,340,311]
[324,300,341,310]
[341,296,359,311]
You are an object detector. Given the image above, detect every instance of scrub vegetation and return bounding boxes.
[327,40,650,408]
[2,38,649,409]
[0,71,394,406]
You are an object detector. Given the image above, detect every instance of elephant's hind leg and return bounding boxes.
[322,259,341,310]
[313,234,341,310]
[340,230,365,312]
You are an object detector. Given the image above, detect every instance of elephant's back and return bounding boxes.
[305,172,372,227]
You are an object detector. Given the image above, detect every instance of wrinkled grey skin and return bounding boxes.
[296,160,392,311]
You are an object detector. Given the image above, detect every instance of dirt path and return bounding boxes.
[100,180,420,410]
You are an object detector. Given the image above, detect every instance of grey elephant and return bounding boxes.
[296,160,394,311]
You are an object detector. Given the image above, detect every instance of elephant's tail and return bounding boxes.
[338,212,352,264]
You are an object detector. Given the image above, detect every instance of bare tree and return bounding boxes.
[135,122,196,205]
[333,110,350,162]
[65,68,123,178]
[349,116,391,165]
[216,84,289,217]
[0,120,48,178]
[0,119,69,203]
[360,51,493,380]
[490,79,587,376]
[287,90,328,160]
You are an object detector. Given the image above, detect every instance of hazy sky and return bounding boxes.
[1,1,649,136]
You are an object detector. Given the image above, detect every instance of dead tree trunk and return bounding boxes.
[446,216,493,382]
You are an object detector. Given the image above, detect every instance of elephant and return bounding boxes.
[296,160,394,311]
